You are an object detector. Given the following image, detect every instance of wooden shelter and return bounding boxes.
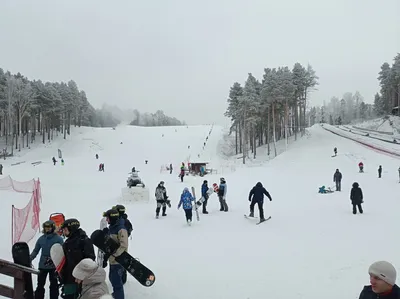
[189,162,209,176]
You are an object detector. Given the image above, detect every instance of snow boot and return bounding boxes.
[249,212,254,217]
[162,207,167,216]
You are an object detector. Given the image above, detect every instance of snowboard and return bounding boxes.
[12,242,34,299]
[90,230,156,287]
[244,214,272,225]
[212,183,219,193]
[196,187,213,206]
[191,186,200,221]
[97,217,109,266]
[50,243,66,275]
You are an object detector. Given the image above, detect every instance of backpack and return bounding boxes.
[122,215,133,237]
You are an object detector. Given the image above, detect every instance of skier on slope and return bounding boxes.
[60,218,96,299]
[155,181,170,218]
[177,187,196,224]
[359,162,364,173]
[248,182,272,221]
[218,178,228,212]
[334,147,337,156]
[102,209,128,299]
[30,220,64,299]
[200,180,209,214]
[378,165,382,178]
[333,169,342,191]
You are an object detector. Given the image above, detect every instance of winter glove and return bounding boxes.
[102,227,109,234]
[44,257,55,268]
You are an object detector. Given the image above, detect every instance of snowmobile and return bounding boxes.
[127,171,145,188]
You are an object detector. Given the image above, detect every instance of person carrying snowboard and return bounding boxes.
[155,181,170,218]
[350,182,364,215]
[72,258,110,299]
[359,162,364,173]
[103,209,128,299]
[30,220,64,299]
[218,177,228,212]
[248,182,272,221]
[113,204,133,285]
[177,187,196,224]
[60,218,96,299]
[200,180,209,214]
[333,169,342,191]
[378,165,382,178]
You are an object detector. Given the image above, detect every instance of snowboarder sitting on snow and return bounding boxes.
[155,181,170,218]
[177,187,196,224]
[359,162,364,173]
[60,218,96,299]
[30,220,64,299]
[72,258,110,299]
[218,177,228,212]
[350,182,363,214]
[248,182,272,221]
[333,169,342,191]
[103,209,128,299]
[318,186,333,194]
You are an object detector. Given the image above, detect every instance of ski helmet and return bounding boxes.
[61,218,80,234]
[220,177,226,183]
[114,204,126,216]
[42,220,56,234]
[203,180,208,184]
[104,209,119,225]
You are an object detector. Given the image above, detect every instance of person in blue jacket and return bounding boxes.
[201,180,209,214]
[177,187,196,224]
[30,220,64,299]
[248,182,272,221]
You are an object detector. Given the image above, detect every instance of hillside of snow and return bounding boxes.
[1,124,400,299]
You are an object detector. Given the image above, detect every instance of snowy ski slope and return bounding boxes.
[1,124,399,299]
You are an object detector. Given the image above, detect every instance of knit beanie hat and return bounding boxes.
[369,261,397,286]
[72,258,98,281]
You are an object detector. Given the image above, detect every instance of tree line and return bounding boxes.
[0,68,185,156]
[225,63,318,163]
[310,52,400,126]
[130,109,185,127]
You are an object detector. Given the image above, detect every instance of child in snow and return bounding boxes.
[177,187,196,224]
[30,220,64,299]
[72,258,111,299]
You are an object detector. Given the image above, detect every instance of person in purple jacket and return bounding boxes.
[177,187,196,224]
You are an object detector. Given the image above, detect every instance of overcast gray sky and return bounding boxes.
[0,0,399,125]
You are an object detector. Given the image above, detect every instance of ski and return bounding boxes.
[256,216,272,225]
[191,186,200,221]
[91,229,155,287]
[12,242,34,299]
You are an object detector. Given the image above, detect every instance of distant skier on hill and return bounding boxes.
[378,165,382,178]
[333,147,337,156]
[248,182,272,221]
[359,162,364,173]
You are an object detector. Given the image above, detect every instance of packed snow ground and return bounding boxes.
[1,124,400,299]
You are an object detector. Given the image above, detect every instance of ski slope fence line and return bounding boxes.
[0,176,42,245]
[352,125,394,135]
[322,125,400,158]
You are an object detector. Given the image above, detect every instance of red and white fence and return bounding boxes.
[0,176,42,245]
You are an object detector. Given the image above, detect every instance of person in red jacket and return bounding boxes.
[359,162,364,173]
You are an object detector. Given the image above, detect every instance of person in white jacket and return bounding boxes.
[72,258,112,299]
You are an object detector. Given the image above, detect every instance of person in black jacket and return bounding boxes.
[333,169,342,191]
[359,261,400,299]
[60,218,96,299]
[248,182,272,221]
[350,182,363,214]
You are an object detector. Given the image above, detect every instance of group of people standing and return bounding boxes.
[29,205,133,299]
